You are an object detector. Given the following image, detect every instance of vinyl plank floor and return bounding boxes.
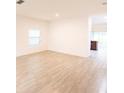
[16,51,106,93]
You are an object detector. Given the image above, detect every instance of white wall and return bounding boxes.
[17,15,91,57]
[92,23,107,32]
[16,15,49,56]
[48,17,90,57]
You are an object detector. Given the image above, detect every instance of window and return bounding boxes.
[28,29,40,46]
[91,32,107,49]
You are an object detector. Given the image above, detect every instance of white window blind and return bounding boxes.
[28,29,40,46]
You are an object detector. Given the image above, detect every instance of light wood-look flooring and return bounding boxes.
[16,51,106,93]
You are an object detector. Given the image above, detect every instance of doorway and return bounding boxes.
[90,15,107,61]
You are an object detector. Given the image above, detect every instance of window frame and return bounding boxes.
[28,29,41,47]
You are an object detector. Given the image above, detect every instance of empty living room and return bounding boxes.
[16,0,107,93]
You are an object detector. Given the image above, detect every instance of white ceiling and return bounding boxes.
[16,0,107,21]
